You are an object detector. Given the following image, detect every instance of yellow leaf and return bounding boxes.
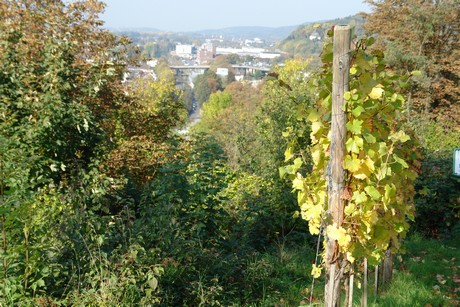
[364,157,375,172]
[284,146,294,162]
[307,110,320,122]
[347,251,355,263]
[327,225,351,248]
[311,121,323,135]
[344,91,352,100]
[344,155,361,172]
[352,191,368,204]
[292,175,304,190]
[344,203,356,215]
[311,264,322,278]
[369,86,384,100]
[311,147,322,166]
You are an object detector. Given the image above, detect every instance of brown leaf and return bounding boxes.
[341,186,352,200]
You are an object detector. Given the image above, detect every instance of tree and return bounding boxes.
[106,77,187,187]
[363,0,460,124]
[210,55,237,85]
[193,70,223,106]
[0,0,146,302]
[154,58,175,83]
[0,0,134,188]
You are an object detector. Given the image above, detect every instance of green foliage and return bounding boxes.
[143,40,175,59]
[193,70,223,106]
[363,0,460,124]
[277,15,365,59]
[2,0,456,305]
[154,58,176,83]
[407,117,460,237]
[200,91,233,123]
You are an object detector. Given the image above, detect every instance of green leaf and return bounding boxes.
[352,191,368,204]
[352,105,365,117]
[346,136,364,154]
[307,109,320,122]
[346,119,363,135]
[393,153,408,168]
[384,183,396,200]
[363,133,377,144]
[364,186,381,200]
[284,146,294,162]
[367,36,376,46]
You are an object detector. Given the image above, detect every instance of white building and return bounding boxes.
[176,45,195,58]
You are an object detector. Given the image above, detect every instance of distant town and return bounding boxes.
[117,15,365,89]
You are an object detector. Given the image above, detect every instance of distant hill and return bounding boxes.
[107,27,164,34]
[187,25,297,42]
[276,15,365,58]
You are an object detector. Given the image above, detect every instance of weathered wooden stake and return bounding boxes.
[374,265,379,296]
[362,258,368,307]
[325,25,351,307]
[382,249,393,288]
[349,265,354,307]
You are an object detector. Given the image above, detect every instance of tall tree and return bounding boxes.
[193,70,222,106]
[363,0,460,124]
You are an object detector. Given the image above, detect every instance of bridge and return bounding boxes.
[170,65,271,87]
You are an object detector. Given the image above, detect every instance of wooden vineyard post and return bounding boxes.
[324,25,351,307]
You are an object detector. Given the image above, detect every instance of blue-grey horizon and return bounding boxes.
[100,0,371,32]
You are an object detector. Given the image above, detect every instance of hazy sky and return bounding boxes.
[101,0,371,32]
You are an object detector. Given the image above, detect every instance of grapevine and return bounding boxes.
[281,34,422,277]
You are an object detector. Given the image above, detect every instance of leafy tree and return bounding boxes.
[0,1,167,304]
[210,55,236,85]
[154,58,176,83]
[105,77,187,188]
[363,0,460,124]
[193,70,223,106]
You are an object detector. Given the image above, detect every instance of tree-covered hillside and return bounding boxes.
[276,15,365,58]
[0,0,459,306]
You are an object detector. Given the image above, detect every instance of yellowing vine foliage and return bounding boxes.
[281,35,422,275]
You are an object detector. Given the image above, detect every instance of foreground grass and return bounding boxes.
[257,234,459,306]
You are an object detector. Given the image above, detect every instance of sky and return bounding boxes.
[100,0,371,32]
